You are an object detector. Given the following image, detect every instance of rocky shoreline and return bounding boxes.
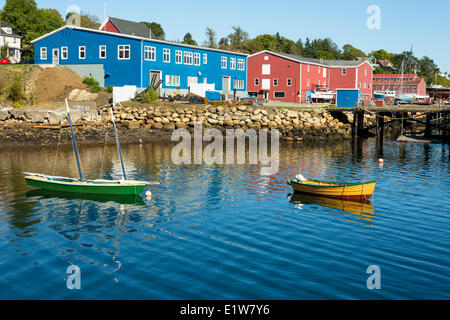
[0,103,377,148]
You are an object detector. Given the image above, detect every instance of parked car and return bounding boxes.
[0,58,10,65]
[17,59,34,65]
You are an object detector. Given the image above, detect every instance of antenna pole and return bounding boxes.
[110,108,127,180]
[65,99,83,180]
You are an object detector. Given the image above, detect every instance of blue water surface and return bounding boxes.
[0,139,449,299]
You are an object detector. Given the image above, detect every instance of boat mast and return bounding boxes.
[110,108,127,180]
[65,99,83,180]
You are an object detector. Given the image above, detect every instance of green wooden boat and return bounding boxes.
[24,173,155,196]
[24,100,158,196]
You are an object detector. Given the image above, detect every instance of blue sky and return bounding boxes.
[23,0,450,72]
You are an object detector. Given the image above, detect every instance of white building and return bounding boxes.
[0,22,22,63]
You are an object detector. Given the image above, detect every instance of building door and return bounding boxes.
[150,70,162,95]
[222,76,231,93]
[52,49,59,65]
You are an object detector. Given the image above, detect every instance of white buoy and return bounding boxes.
[145,190,152,198]
[378,159,384,165]
[296,174,306,182]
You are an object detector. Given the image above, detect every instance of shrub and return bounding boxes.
[13,102,24,109]
[106,85,113,93]
[90,85,101,93]
[82,76,99,87]
[8,75,23,102]
[140,87,158,104]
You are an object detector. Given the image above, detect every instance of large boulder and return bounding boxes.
[48,111,66,125]
[25,110,48,123]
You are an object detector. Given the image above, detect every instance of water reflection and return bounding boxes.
[288,193,376,227]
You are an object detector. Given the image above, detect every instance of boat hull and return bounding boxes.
[288,179,376,200]
[25,176,149,196]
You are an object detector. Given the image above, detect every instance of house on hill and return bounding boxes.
[0,22,22,63]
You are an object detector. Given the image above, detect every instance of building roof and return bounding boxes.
[105,17,152,38]
[0,22,22,38]
[377,59,394,68]
[31,25,248,56]
[249,50,374,69]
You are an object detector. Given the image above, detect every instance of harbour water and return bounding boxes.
[0,139,449,299]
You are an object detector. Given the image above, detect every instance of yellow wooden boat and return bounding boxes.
[287,178,376,201]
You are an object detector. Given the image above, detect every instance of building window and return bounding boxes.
[163,48,170,63]
[358,82,361,88]
[184,52,193,65]
[99,45,106,59]
[234,80,244,90]
[307,79,310,87]
[238,59,245,70]
[363,83,366,89]
[254,78,259,86]
[413,87,417,93]
[262,64,270,75]
[221,57,227,69]
[318,66,321,73]
[79,46,86,59]
[165,75,180,87]
[194,53,200,66]
[203,53,207,64]
[264,56,269,61]
[318,80,321,86]
[274,92,286,98]
[342,68,347,75]
[41,47,47,60]
[364,70,367,77]
[307,64,310,72]
[175,50,182,64]
[287,78,292,86]
[144,46,156,61]
[61,47,68,60]
[230,58,236,70]
[118,45,130,60]
[273,79,278,86]
[368,83,371,89]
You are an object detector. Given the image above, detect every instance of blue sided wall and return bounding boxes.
[336,89,360,108]
[33,27,248,92]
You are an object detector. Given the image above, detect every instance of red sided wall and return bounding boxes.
[247,53,301,103]
[417,79,427,96]
[101,20,119,33]
[299,63,329,102]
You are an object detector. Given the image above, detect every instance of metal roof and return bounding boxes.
[107,17,152,38]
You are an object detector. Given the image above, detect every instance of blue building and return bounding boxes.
[32,22,248,97]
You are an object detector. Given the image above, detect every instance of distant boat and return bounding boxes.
[373,90,396,99]
[287,178,376,201]
[310,85,335,102]
[24,99,158,196]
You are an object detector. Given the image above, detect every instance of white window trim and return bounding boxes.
[184,51,193,65]
[342,68,347,75]
[166,75,180,87]
[274,92,286,99]
[234,79,244,90]
[221,56,227,69]
[144,46,156,61]
[254,78,259,86]
[118,45,130,60]
[40,47,47,60]
[175,50,182,64]
[194,52,201,66]
[79,46,86,60]
[237,59,245,71]
[230,58,236,70]
[163,48,170,63]
[99,45,106,59]
[287,78,292,86]
[273,78,278,86]
[61,47,68,60]
[203,53,207,64]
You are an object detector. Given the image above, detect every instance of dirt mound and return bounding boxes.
[27,66,88,104]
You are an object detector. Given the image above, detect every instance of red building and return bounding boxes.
[99,17,153,38]
[247,51,374,104]
[372,74,427,96]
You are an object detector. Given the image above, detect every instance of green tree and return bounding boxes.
[141,21,165,40]
[418,56,440,85]
[369,49,392,61]
[182,33,197,46]
[1,43,8,59]
[251,34,279,52]
[228,26,249,51]
[66,12,100,29]
[204,27,217,48]
[315,50,335,60]
[218,37,230,50]
[342,44,367,60]
[0,0,65,59]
